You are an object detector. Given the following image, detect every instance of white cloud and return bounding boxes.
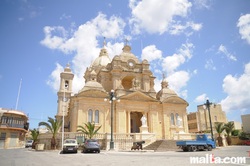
[60,14,71,20]
[162,42,194,74]
[129,0,192,34]
[41,13,126,93]
[46,63,64,92]
[237,14,250,45]
[154,78,162,92]
[218,44,237,61]
[221,62,250,113]
[162,53,185,74]
[205,59,216,70]
[194,93,207,103]
[193,0,212,9]
[167,71,190,97]
[169,21,202,35]
[41,26,68,52]
[141,45,162,62]
[158,42,194,98]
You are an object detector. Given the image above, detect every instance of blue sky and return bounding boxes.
[0,0,250,129]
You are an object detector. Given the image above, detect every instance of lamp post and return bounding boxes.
[104,89,120,150]
[61,82,68,150]
[203,98,214,141]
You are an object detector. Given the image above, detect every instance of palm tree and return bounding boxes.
[215,122,225,146]
[224,122,234,145]
[39,117,62,149]
[77,122,102,139]
[30,128,39,149]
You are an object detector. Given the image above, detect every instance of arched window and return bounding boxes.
[95,110,99,123]
[176,113,179,126]
[170,113,175,125]
[65,80,69,89]
[88,109,93,122]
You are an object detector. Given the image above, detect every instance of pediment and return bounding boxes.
[77,89,108,98]
[162,96,189,106]
[120,91,158,102]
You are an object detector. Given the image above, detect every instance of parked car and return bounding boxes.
[25,140,33,148]
[63,139,78,153]
[82,139,100,153]
[244,140,250,145]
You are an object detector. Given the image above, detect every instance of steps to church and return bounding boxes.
[143,140,180,152]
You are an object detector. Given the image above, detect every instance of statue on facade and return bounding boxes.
[132,78,140,90]
[141,114,147,127]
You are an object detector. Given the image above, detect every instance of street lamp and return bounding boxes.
[104,89,120,150]
[61,81,68,150]
[203,98,214,141]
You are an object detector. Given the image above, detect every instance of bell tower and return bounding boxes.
[57,64,74,117]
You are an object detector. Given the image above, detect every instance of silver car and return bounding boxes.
[25,140,33,148]
[82,139,100,153]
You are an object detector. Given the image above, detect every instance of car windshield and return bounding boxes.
[27,140,33,143]
[86,139,97,142]
[65,140,76,144]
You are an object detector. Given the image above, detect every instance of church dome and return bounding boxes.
[156,78,177,100]
[91,47,111,67]
[80,65,105,93]
[119,45,140,63]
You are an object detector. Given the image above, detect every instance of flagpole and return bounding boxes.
[15,78,22,110]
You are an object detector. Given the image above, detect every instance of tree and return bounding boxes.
[215,122,225,146]
[231,129,240,136]
[39,117,62,149]
[224,122,234,145]
[30,128,39,149]
[77,122,102,139]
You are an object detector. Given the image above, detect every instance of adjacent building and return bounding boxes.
[241,114,250,133]
[187,104,227,133]
[0,108,29,149]
[56,43,189,140]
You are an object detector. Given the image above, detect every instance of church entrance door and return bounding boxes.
[130,112,142,133]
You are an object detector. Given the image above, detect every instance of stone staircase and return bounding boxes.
[143,140,179,151]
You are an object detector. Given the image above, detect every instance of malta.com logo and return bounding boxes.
[190,154,246,164]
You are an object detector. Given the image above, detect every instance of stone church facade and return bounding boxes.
[56,43,189,140]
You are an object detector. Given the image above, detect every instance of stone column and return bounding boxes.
[127,111,131,133]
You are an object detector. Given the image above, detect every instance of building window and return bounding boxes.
[95,110,99,123]
[65,80,69,89]
[214,116,217,122]
[88,109,93,122]
[170,113,175,125]
[176,113,179,126]
[0,133,6,141]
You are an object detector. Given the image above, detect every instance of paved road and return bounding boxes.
[0,146,249,166]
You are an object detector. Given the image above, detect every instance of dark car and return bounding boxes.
[82,139,100,153]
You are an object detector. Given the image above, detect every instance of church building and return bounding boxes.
[56,42,189,140]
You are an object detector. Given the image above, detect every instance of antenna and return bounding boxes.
[15,78,22,110]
